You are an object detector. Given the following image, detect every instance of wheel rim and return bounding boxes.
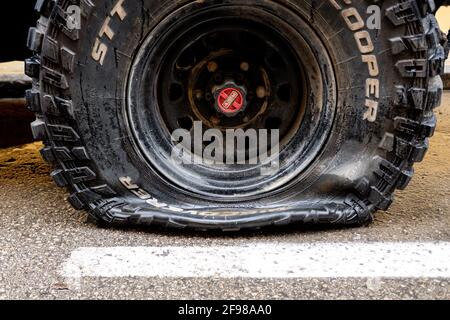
[127,1,336,200]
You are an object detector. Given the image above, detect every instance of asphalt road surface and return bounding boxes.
[0,93,450,300]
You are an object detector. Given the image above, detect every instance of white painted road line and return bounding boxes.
[61,242,450,279]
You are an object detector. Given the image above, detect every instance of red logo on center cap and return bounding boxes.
[217,88,244,114]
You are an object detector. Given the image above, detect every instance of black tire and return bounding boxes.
[26,0,448,231]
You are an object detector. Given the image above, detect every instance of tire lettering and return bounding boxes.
[98,17,115,40]
[341,7,364,31]
[362,54,379,76]
[91,0,128,66]
[91,38,107,66]
[354,30,374,53]
[364,99,378,122]
[366,78,379,98]
[331,1,379,122]
[111,0,127,20]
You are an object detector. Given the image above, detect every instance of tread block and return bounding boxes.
[90,199,127,223]
[121,205,142,213]
[417,0,436,15]
[41,67,69,89]
[40,147,55,162]
[424,14,442,47]
[44,146,92,162]
[395,137,429,162]
[389,35,427,55]
[35,0,54,16]
[34,0,47,12]
[374,159,400,185]
[404,34,428,52]
[420,115,437,137]
[80,0,95,16]
[394,116,436,137]
[27,27,44,52]
[368,187,393,211]
[42,37,59,62]
[394,86,408,107]
[395,138,412,159]
[91,185,116,196]
[68,193,86,210]
[62,27,80,41]
[42,95,73,117]
[25,57,40,78]
[386,1,420,26]
[25,89,41,112]
[397,168,414,190]
[394,86,428,110]
[409,88,426,109]
[41,95,59,115]
[72,189,103,205]
[56,97,74,118]
[428,45,446,77]
[47,124,80,142]
[426,76,443,111]
[425,88,442,111]
[72,147,90,160]
[411,139,429,162]
[389,37,408,55]
[53,147,74,161]
[394,117,418,135]
[65,167,96,183]
[394,86,427,110]
[379,133,395,152]
[31,119,47,140]
[395,59,427,78]
[61,47,76,73]
[355,178,370,196]
[51,169,69,187]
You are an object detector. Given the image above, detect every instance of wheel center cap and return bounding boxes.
[215,86,245,117]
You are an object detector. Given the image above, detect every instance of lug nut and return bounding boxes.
[207,61,218,73]
[256,86,266,99]
[240,62,249,72]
